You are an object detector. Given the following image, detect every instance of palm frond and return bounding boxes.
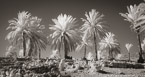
[26,31,47,56]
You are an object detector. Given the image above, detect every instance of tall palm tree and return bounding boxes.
[6,11,47,59]
[81,9,107,60]
[49,14,80,59]
[125,43,133,62]
[120,4,145,63]
[99,32,120,60]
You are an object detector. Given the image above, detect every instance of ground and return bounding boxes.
[70,67,145,77]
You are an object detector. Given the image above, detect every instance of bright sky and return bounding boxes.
[0,0,144,58]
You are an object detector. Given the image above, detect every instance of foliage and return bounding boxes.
[50,50,61,59]
[81,9,107,41]
[5,45,17,59]
[75,40,92,52]
[99,32,120,59]
[120,4,145,33]
[81,9,107,60]
[120,2,145,63]
[6,11,47,57]
[125,43,133,52]
[87,52,94,60]
[49,14,80,57]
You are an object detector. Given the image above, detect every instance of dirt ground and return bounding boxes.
[69,67,145,77]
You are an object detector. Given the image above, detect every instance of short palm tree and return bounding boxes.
[87,52,94,61]
[5,45,17,59]
[125,43,133,62]
[6,11,47,59]
[81,9,107,60]
[99,32,120,60]
[120,4,145,63]
[49,14,80,59]
[75,39,92,60]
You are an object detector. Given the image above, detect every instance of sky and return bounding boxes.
[0,0,144,59]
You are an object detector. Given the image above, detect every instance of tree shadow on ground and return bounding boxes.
[98,70,113,74]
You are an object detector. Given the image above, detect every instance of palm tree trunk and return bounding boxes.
[28,39,33,57]
[137,32,144,63]
[83,44,87,60]
[63,36,68,59]
[39,49,41,60]
[58,38,62,57]
[108,47,111,60]
[108,47,113,60]
[23,32,26,57]
[94,32,98,60]
[58,45,61,58]
[128,52,130,62]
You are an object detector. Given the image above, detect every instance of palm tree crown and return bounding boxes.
[125,43,133,52]
[120,5,145,33]
[6,11,47,58]
[6,11,30,43]
[99,32,119,49]
[49,14,80,58]
[81,9,106,41]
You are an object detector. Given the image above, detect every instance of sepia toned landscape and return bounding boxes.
[1,0,145,77]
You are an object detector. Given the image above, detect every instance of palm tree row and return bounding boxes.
[6,9,112,60]
[6,0,145,63]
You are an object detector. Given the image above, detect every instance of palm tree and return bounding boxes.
[5,45,17,59]
[49,14,80,59]
[87,52,94,61]
[81,9,107,60]
[120,4,145,63]
[125,43,133,62]
[75,39,92,60]
[26,17,47,59]
[6,11,47,59]
[99,32,120,60]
